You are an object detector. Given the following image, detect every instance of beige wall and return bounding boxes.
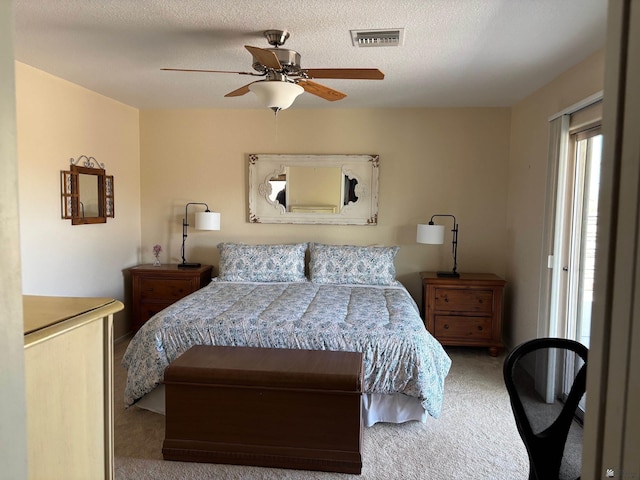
[15,62,141,339]
[505,50,605,348]
[13,50,603,342]
[140,107,511,309]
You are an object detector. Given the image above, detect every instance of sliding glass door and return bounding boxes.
[562,127,602,409]
[566,128,601,349]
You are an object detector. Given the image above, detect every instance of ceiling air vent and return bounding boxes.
[350,29,404,47]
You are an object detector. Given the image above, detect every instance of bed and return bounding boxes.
[122,242,452,426]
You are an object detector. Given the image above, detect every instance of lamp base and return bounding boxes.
[178,262,201,269]
[436,271,460,278]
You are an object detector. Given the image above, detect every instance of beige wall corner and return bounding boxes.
[505,50,605,348]
[15,62,142,338]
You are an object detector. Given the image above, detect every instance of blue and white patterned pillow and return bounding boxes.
[217,242,307,282]
[309,243,399,285]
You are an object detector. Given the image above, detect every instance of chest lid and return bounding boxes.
[164,345,363,392]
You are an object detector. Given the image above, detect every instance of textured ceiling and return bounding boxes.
[13,0,607,110]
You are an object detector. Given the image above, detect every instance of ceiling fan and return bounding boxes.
[162,29,385,114]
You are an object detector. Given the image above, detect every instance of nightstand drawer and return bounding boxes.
[434,315,493,340]
[433,288,493,314]
[139,277,193,301]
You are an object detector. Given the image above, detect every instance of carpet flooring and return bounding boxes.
[113,341,530,479]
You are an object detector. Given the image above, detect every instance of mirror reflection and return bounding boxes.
[78,173,100,217]
[268,167,359,214]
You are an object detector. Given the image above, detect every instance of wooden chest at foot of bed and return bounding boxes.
[162,345,364,474]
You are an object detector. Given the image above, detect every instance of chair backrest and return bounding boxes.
[503,338,588,480]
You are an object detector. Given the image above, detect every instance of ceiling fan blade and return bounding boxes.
[224,82,257,97]
[302,68,384,80]
[245,45,282,70]
[161,68,258,76]
[298,80,346,102]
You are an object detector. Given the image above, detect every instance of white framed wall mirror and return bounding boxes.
[248,154,379,225]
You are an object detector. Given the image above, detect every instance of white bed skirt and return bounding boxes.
[135,386,426,428]
[361,392,427,426]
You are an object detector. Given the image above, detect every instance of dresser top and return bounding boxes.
[420,272,505,284]
[23,295,118,335]
[128,264,213,274]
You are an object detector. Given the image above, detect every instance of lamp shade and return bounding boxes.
[249,81,304,112]
[195,211,221,231]
[417,223,445,244]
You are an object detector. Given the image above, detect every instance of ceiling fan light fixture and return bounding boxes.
[249,81,304,114]
[263,29,290,47]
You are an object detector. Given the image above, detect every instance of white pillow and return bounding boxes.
[217,243,307,282]
[308,243,399,285]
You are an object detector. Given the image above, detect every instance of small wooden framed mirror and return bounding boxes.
[61,156,114,225]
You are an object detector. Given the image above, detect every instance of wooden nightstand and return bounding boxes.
[129,264,213,332]
[421,272,506,356]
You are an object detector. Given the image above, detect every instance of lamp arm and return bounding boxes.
[451,220,458,274]
[429,214,456,225]
[429,214,458,274]
[180,202,210,265]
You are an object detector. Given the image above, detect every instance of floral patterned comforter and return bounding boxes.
[122,280,452,418]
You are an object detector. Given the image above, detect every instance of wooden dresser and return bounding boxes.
[129,264,213,332]
[23,295,124,480]
[421,272,506,356]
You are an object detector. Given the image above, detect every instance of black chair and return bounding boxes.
[503,338,588,480]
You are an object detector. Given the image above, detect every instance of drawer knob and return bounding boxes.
[444,324,449,330]
[478,326,483,331]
